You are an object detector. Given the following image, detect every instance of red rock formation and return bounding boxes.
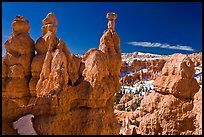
[130,110,140,120]
[120,93,134,104]
[120,59,166,84]
[2,15,35,135]
[154,54,199,99]
[123,75,134,85]
[131,60,146,71]
[2,57,7,94]
[121,117,137,135]
[120,61,133,74]
[138,53,201,135]
[189,52,202,67]
[2,12,121,135]
[33,12,120,134]
[99,12,122,76]
[2,15,35,103]
[192,88,202,135]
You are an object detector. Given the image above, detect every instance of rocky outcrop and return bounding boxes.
[2,12,121,135]
[192,88,202,135]
[120,117,137,135]
[154,54,199,99]
[119,93,134,104]
[121,59,166,74]
[2,15,35,104]
[120,61,133,74]
[189,52,202,67]
[2,15,35,135]
[120,58,166,85]
[137,54,201,135]
[30,13,60,97]
[99,12,122,76]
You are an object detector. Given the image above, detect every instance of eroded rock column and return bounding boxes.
[29,13,72,97]
[2,15,35,135]
[3,16,35,105]
[99,12,122,76]
[29,13,58,97]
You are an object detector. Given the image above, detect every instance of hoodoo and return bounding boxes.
[2,12,121,135]
[2,15,35,134]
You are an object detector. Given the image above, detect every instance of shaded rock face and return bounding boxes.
[2,12,121,135]
[138,54,201,135]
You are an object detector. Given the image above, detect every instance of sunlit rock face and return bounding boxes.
[137,54,201,135]
[2,15,35,135]
[154,54,199,99]
[2,15,35,104]
[99,12,122,76]
[2,12,121,135]
[192,88,202,135]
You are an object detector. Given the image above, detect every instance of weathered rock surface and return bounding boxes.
[2,15,35,102]
[2,12,121,135]
[2,16,35,135]
[121,59,166,74]
[120,58,166,86]
[189,52,202,67]
[120,117,138,135]
[192,88,202,135]
[137,53,201,135]
[154,54,199,99]
[119,93,134,104]
[99,12,122,76]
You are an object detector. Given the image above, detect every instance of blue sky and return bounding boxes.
[2,2,202,55]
